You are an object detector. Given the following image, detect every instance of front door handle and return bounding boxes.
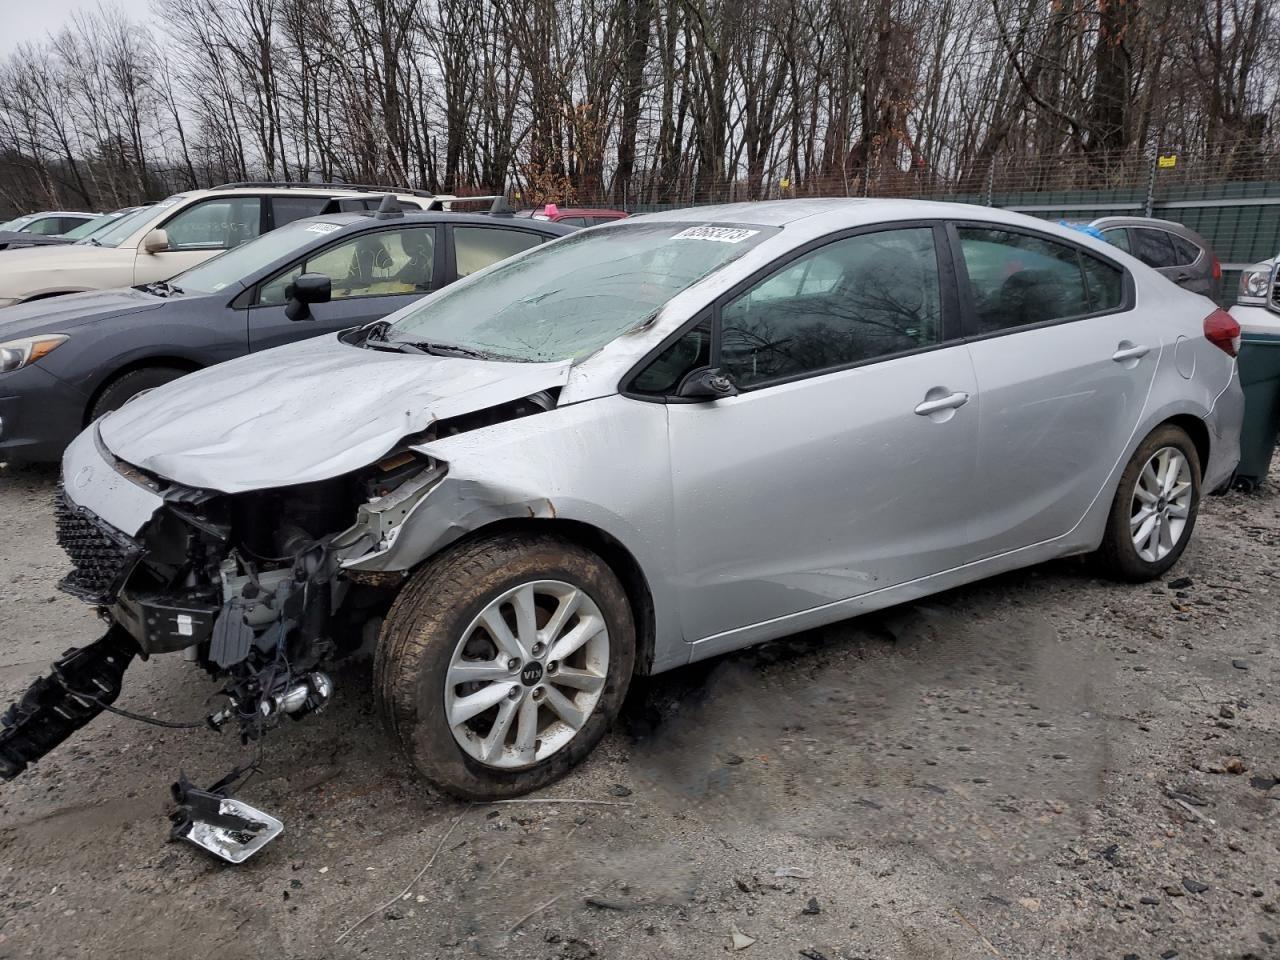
[1112,344,1150,362]
[914,391,970,416]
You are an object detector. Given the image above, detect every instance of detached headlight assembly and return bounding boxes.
[0,334,68,373]
[1237,265,1273,302]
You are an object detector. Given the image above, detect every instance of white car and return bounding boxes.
[1231,255,1280,334]
[0,184,444,307]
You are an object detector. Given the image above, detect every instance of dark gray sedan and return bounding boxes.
[0,208,572,461]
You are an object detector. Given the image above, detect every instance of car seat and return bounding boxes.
[346,236,394,288]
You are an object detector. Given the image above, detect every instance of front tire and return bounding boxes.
[89,366,188,422]
[374,533,635,800]
[1094,424,1202,582]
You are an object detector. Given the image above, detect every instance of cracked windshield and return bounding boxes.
[386,221,778,361]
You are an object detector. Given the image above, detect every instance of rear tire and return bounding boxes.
[1094,424,1202,582]
[374,533,635,800]
[89,367,189,422]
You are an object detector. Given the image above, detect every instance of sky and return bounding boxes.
[3,0,153,55]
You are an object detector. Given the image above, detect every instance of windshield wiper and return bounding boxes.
[409,341,495,360]
[142,280,184,298]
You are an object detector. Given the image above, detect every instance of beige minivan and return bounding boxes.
[0,183,441,307]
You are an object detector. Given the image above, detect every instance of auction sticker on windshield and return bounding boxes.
[672,226,760,243]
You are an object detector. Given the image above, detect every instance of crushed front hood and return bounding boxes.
[98,334,572,493]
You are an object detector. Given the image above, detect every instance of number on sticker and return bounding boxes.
[671,226,761,243]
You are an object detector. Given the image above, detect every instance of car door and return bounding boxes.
[135,196,265,283]
[953,223,1155,558]
[650,223,980,644]
[247,224,442,351]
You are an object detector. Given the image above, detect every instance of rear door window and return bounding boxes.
[956,227,1094,332]
[1132,228,1177,268]
[452,227,543,277]
[271,196,329,228]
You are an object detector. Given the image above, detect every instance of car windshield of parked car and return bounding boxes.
[60,214,115,240]
[386,221,777,362]
[172,219,346,295]
[84,198,183,248]
[0,215,36,232]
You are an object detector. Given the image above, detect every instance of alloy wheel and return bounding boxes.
[1130,446,1193,563]
[444,580,610,769]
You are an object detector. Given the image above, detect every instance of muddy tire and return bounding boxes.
[374,532,635,800]
[1094,424,1202,582]
[89,367,188,422]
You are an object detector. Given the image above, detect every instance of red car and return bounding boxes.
[516,203,628,227]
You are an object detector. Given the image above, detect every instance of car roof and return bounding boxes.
[547,207,628,217]
[635,197,1084,229]
[298,210,578,235]
[1089,215,1198,232]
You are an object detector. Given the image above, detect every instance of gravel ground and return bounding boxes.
[0,460,1276,960]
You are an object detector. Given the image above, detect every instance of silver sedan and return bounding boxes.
[46,199,1243,802]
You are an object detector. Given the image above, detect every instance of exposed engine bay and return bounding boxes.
[0,389,558,860]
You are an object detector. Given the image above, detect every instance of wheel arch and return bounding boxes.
[1162,413,1210,474]
[429,517,659,677]
[83,355,204,425]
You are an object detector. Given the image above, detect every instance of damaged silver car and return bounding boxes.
[3,200,1242,838]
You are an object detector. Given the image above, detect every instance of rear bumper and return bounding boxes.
[0,364,89,463]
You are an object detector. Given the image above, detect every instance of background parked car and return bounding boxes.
[514,202,628,227]
[0,183,450,307]
[0,211,100,250]
[1089,216,1222,300]
[1232,254,1279,328]
[0,204,572,462]
[0,207,146,252]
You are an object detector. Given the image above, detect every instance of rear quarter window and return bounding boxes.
[1133,229,1176,268]
[1169,235,1202,266]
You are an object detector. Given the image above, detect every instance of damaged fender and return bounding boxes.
[336,394,689,671]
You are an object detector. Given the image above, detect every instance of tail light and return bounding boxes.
[1211,256,1222,281]
[1204,308,1241,357]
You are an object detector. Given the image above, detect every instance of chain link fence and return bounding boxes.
[548,140,1280,304]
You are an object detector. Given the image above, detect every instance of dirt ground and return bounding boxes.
[0,459,1276,960]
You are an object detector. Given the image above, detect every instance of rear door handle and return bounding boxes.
[1112,344,1150,362]
[914,391,970,416]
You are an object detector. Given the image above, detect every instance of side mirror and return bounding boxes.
[284,273,332,322]
[676,367,738,401]
[141,229,169,254]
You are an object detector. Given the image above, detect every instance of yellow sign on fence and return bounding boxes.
[1158,154,1177,168]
